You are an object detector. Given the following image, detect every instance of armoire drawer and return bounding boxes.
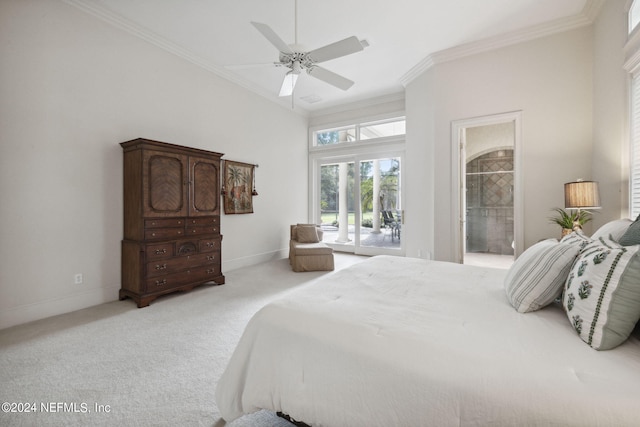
[145,218,185,228]
[145,264,222,292]
[145,242,174,261]
[199,238,221,252]
[145,228,184,240]
[146,252,219,277]
[187,216,219,226]
[186,226,219,236]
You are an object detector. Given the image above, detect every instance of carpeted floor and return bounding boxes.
[0,253,367,427]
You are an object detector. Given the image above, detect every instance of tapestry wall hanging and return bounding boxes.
[222,160,257,214]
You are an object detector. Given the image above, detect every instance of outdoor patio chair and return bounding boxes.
[289,224,335,272]
[382,211,401,241]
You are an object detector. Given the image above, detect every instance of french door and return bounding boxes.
[313,152,404,256]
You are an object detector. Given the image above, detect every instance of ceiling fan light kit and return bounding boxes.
[279,72,299,97]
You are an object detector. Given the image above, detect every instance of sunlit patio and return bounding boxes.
[320,223,401,249]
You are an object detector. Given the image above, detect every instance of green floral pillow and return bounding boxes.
[562,237,640,350]
[560,230,592,249]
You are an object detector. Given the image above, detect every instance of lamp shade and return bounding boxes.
[564,180,601,209]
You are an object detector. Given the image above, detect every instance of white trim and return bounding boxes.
[223,249,288,272]
[400,0,604,87]
[450,111,524,264]
[308,94,406,125]
[0,284,120,330]
[625,25,640,74]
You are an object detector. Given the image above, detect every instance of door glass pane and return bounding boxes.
[360,157,401,249]
[320,162,355,246]
[466,149,514,255]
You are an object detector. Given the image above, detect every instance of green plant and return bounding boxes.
[549,208,592,229]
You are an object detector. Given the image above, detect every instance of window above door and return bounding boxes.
[311,117,406,148]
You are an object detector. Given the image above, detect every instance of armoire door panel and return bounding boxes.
[190,157,219,216]
[143,151,188,217]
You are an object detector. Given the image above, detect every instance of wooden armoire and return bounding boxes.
[120,138,225,307]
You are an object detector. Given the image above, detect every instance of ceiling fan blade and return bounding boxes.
[279,72,299,97]
[224,62,283,70]
[307,36,364,63]
[250,21,293,54]
[307,66,354,91]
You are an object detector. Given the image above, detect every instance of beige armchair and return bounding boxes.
[289,224,335,272]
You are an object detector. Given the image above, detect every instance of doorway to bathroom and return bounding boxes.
[451,112,523,268]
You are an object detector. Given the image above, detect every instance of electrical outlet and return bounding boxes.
[74,273,83,285]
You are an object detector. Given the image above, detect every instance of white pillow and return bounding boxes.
[504,239,580,313]
[591,219,632,242]
[562,237,640,350]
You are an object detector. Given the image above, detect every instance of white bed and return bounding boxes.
[216,255,640,426]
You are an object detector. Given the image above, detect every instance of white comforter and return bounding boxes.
[216,256,640,426]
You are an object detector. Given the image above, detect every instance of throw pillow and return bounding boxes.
[560,230,593,249]
[591,218,633,242]
[562,237,640,350]
[504,239,581,313]
[618,215,640,246]
[296,225,320,243]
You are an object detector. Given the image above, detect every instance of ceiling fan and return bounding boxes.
[231,0,368,97]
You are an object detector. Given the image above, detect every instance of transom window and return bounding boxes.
[312,117,406,147]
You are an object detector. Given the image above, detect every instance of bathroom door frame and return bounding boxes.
[451,111,523,264]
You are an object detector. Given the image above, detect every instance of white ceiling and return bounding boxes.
[67,0,593,114]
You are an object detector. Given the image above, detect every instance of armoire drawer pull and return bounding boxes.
[155,248,167,255]
[155,279,167,286]
[155,264,167,271]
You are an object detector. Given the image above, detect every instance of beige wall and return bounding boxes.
[406,27,595,261]
[0,0,631,329]
[0,0,308,328]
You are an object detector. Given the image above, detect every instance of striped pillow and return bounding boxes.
[562,237,640,350]
[504,239,581,313]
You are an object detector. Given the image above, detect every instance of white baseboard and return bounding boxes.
[0,250,288,330]
[223,248,288,272]
[0,285,120,330]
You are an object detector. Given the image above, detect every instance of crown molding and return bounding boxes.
[308,92,405,121]
[61,0,311,116]
[63,0,604,114]
[583,0,606,22]
[400,0,604,87]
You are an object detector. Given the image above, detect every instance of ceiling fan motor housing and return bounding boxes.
[279,51,311,74]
